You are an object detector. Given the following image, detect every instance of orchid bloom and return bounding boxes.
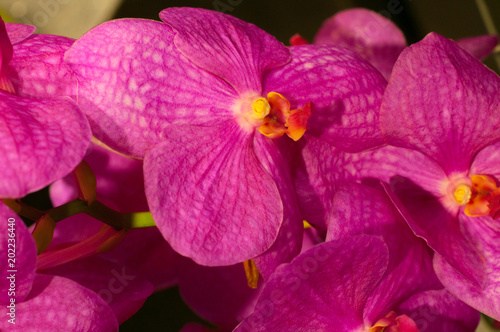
[299,32,500,319]
[64,7,386,271]
[236,184,478,331]
[310,8,498,79]
[0,18,90,199]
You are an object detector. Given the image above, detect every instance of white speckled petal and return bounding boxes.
[144,123,283,266]
[380,32,500,175]
[10,34,77,99]
[159,7,290,95]
[265,45,386,152]
[0,274,118,331]
[0,203,36,304]
[65,18,236,158]
[314,8,407,79]
[0,92,91,198]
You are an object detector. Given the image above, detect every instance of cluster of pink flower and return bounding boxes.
[0,6,499,331]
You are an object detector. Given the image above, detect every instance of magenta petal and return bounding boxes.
[382,181,486,287]
[144,124,282,266]
[265,45,386,152]
[456,35,499,61]
[314,8,406,79]
[380,32,500,174]
[252,135,303,279]
[42,257,154,324]
[10,34,77,99]
[65,18,236,157]
[51,143,148,213]
[159,7,290,94]
[0,92,91,198]
[0,274,118,331]
[179,261,262,330]
[5,23,35,45]
[0,19,13,70]
[237,236,388,331]
[0,203,36,304]
[327,184,438,323]
[434,213,500,320]
[398,289,480,331]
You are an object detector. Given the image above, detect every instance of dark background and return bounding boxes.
[109,0,499,331]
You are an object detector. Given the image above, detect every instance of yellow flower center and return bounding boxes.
[453,184,472,205]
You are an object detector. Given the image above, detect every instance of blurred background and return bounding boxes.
[0,0,498,330]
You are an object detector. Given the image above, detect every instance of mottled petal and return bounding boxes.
[42,257,154,324]
[383,181,486,287]
[380,32,500,174]
[179,261,262,330]
[0,92,91,198]
[236,236,388,331]
[253,135,303,279]
[10,34,76,98]
[0,203,36,304]
[143,124,282,266]
[470,140,500,178]
[159,7,290,95]
[327,184,438,323]
[5,23,35,45]
[314,8,406,79]
[65,19,236,157]
[434,213,500,320]
[397,289,480,332]
[265,45,386,152]
[0,274,118,331]
[456,35,499,61]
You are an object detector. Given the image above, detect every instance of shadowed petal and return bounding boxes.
[42,257,154,324]
[0,92,91,198]
[65,18,236,157]
[380,32,500,174]
[0,203,36,304]
[314,8,406,79]
[434,212,500,320]
[236,236,388,331]
[398,289,480,331]
[457,35,498,61]
[253,135,303,279]
[144,124,282,266]
[179,261,263,330]
[159,7,290,95]
[327,184,438,323]
[0,274,118,331]
[265,45,386,152]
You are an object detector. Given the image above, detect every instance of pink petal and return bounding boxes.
[0,274,118,331]
[10,34,77,99]
[0,92,91,198]
[5,23,35,45]
[65,18,237,158]
[236,236,388,331]
[314,8,407,79]
[380,32,500,175]
[159,7,290,95]
[264,45,386,152]
[398,289,480,331]
[179,261,263,330]
[42,257,154,324]
[434,213,500,320]
[143,124,283,266]
[457,34,499,61]
[0,203,36,304]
